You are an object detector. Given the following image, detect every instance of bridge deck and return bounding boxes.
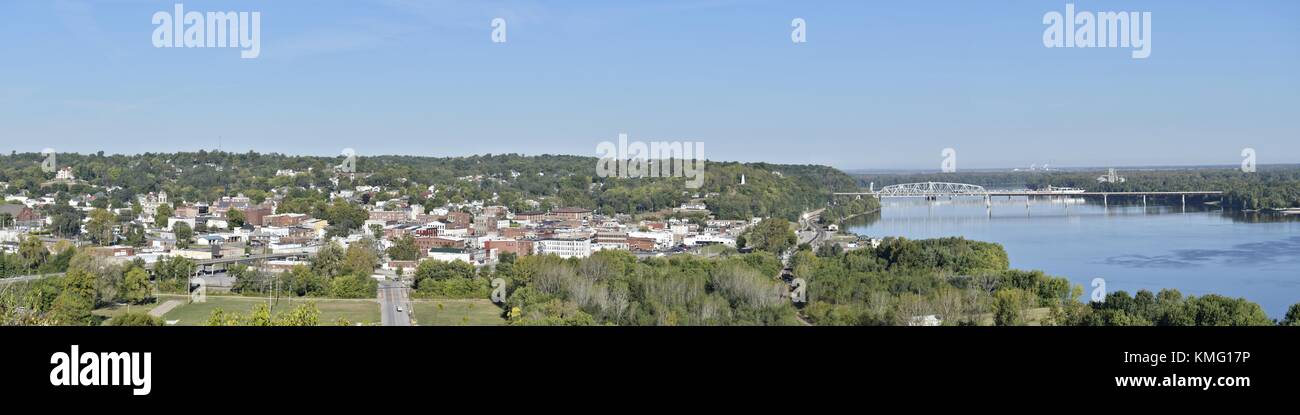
[834,191,1223,197]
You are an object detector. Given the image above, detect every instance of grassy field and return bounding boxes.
[410,299,506,326]
[153,294,381,326]
[694,244,732,257]
[974,307,1054,326]
[92,302,165,325]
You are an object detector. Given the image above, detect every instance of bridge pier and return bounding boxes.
[1103,194,1108,208]
[1142,195,1147,211]
[1182,194,1186,212]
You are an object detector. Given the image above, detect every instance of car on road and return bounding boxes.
[396,306,404,313]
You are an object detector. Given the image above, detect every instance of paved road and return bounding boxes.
[378,279,412,327]
[787,209,825,327]
[149,300,183,317]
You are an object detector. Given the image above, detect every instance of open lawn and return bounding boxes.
[411,299,506,326]
[694,244,732,257]
[154,294,381,326]
[92,301,165,325]
[974,307,1054,326]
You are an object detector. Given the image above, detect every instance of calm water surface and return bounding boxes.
[845,197,1300,318]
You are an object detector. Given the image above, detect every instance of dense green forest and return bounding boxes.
[496,250,799,326]
[853,165,1300,210]
[0,151,874,221]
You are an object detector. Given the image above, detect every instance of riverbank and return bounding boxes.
[829,208,879,226]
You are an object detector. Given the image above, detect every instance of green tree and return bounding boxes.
[108,312,163,326]
[225,208,245,229]
[1282,303,1300,326]
[49,207,83,238]
[285,265,327,297]
[320,202,368,237]
[205,303,321,326]
[743,218,797,254]
[125,223,147,247]
[386,234,420,261]
[153,256,197,293]
[329,273,378,298]
[344,238,380,276]
[174,222,193,249]
[311,242,346,277]
[18,236,48,271]
[122,267,152,304]
[86,208,117,246]
[415,259,477,284]
[992,289,1028,326]
[51,269,98,326]
[154,204,173,228]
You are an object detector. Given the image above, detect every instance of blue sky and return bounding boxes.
[0,0,1296,169]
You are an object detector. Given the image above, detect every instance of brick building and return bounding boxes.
[484,239,533,257]
[369,210,408,223]
[415,236,465,253]
[262,213,308,227]
[551,207,593,222]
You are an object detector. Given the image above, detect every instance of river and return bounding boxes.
[844,196,1300,318]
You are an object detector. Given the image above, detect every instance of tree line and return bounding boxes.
[0,151,875,226]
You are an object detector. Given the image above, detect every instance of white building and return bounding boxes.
[535,238,592,259]
[684,234,736,247]
[428,251,474,264]
[138,192,169,217]
[440,227,469,237]
[593,241,629,252]
[56,167,76,181]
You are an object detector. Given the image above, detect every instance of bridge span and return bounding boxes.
[833,182,1223,208]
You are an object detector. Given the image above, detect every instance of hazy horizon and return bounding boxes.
[5,147,1294,175]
